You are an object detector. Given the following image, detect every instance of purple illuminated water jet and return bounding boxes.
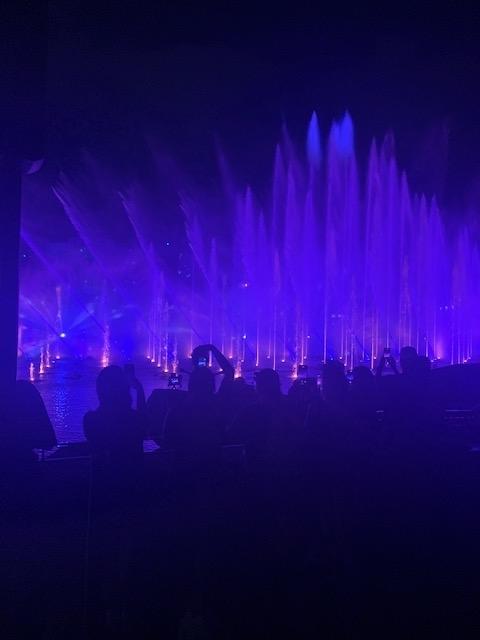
[18,113,480,373]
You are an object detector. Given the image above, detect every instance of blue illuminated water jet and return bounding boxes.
[18,114,480,375]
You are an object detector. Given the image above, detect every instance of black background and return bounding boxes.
[4,2,480,210]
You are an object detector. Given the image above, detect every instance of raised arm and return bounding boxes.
[209,344,234,380]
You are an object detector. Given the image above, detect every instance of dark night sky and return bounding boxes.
[10,2,480,208]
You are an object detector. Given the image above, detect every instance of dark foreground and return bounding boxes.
[2,421,480,639]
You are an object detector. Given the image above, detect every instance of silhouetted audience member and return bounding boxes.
[83,366,147,629]
[302,360,349,453]
[399,345,419,375]
[229,368,296,464]
[10,348,480,637]
[255,368,282,403]
[7,380,57,462]
[287,376,320,431]
[348,365,378,424]
[224,376,256,420]
[147,385,187,446]
[376,346,438,447]
[163,345,233,467]
[231,375,255,399]
[83,365,146,470]
[417,354,432,373]
[322,359,349,417]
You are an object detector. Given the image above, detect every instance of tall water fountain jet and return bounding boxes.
[179,111,480,370]
[18,113,480,371]
[39,345,46,375]
[101,325,111,368]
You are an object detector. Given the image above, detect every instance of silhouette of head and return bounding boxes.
[255,368,281,400]
[14,380,57,450]
[351,365,374,388]
[417,355,432,373]
[16,379,46,409]
[400,346,419,375]
[96,365,131,409]
[189,366,215,395]
[323,359,346,381]
[233,376,247,387]
[288,377,317,401]
[347,366,377,423]
[322,360,347,404]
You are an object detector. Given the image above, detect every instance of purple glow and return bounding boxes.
[306,112,322,169]
[18,114,480,372]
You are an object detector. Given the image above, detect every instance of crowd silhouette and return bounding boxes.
[4,344,480,638]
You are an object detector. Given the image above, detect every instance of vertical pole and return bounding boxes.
[0,1,46,431]
[0,163,22,415]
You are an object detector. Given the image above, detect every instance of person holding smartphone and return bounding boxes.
[191,344,234,377]
[163,344,234,466]
[376,347,399,377]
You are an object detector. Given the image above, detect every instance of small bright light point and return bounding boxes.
[242,334,247,339]
[234,360,242,378]
[59,332,66,338]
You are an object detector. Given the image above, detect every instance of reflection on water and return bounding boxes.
[17,357,305,444]
[17,359,170,443]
